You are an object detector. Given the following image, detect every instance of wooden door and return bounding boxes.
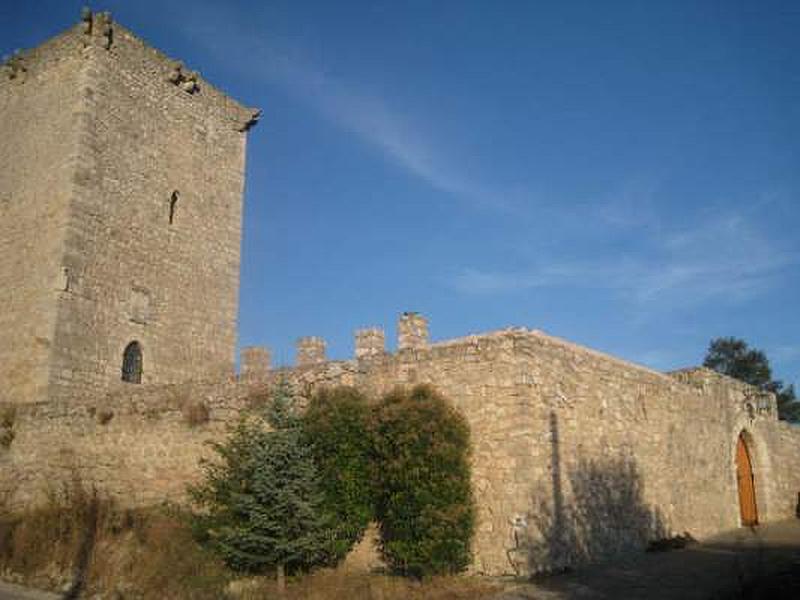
[736,435,758,526]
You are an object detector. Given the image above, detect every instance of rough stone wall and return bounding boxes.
[0,15,257,405]
[354,328,385,359]
[240,346,271,381]
[0,31,87,404]
[284,331,780,573]
[397,312,429,350]
[267,337,799,575]
[47,17,257,400]
[2,328,799,576]
[3,16,800,579]
[0,379,268,508]
[763,421,800,518]
[296,337,327,366]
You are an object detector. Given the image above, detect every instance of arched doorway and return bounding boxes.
[736,432,758,526]
[121,341,143,384]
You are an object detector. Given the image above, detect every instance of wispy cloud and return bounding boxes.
[179,7,511,210]
[451,213,799,307]
[592,176,662,229]
[263,59,508,210]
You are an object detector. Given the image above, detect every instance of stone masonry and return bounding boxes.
[2,315,800,575]
[397,311,429,350]
[2,13,800,578]
[354,328,386,359]
[296,336,327,366]
[240,346,272,381]
[0,11,259,406]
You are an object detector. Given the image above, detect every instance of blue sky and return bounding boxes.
[4,1,799,384]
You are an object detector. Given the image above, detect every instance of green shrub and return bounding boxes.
[372,385,474,578]
[302,386,374,565]
[188,380,328,580]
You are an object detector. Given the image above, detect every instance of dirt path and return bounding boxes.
[496,520,800,599]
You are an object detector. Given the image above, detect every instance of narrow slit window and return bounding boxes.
[169,191,179,225]
[121,341,143,383]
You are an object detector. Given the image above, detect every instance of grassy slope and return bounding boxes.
[0,487,501,599]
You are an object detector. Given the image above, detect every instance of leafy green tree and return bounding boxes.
[188,380,328,589]
[302,386,374,565]
[372,384,474,578]
[703,338,772,388]
[703,337,800,423]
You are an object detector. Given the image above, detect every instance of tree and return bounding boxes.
[372,384,474,578]
[188,380,328,590]
[703,337,800,423]
[703,338,772,388]
[770,383,800,423]
[302,386,374,565]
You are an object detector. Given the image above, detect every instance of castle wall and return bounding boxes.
[762,420,800,519]
[46,20,256,400]
[0,31,88,404]
[2,329,799,575]
[4,14,798,581]
[0,379,263,508]
[289,331,797,573]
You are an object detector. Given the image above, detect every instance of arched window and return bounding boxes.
[169,190,179,225]
[121,341,143,383]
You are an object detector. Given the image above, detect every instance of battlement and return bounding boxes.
[240,346,271,381]
[2,302,797,576]
[4,11,800,584]
[247,311,695,383]
[1,10,259,129]
[398,312,429,350]
[296,336,327,366]
[355,327,386,359]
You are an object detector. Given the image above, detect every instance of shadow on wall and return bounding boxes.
[515,411,668,574]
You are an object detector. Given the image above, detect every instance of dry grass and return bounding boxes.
[0,483,230,598]
[240,570,502,600]
[0,486,504,600]
[0,480,102,579]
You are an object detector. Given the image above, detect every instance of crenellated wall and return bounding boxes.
[2,318,798,575]
[3,12,800,580]
[240,346,271,381]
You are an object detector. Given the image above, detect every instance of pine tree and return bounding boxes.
[189,380,328,588]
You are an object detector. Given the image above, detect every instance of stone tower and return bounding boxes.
[0,11,259,404]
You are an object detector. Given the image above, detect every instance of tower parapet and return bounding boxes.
[398,312,429,351]
[297,337,327,366]
[240,346,271,380]
[355,327,385,359]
